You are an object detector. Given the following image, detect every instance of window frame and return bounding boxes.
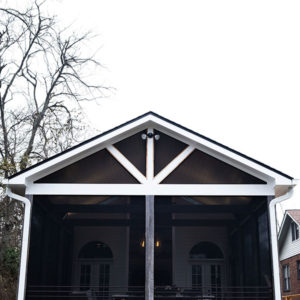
[291,221,299,241]
[297,261,300,280]
[283,264,290,292]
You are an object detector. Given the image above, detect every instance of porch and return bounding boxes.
[6,113,295,300]
[25,194,273,300]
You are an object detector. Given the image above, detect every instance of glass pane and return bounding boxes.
[98,264,110,299]
[192,265,202,289]
[80,264,91,291]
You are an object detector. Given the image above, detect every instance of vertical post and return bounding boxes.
[146,128,154,181]
[18,194,32,300]
[269,199,282,300]
[6,189,33,300]
[145,128,155,300]
[145,195,154,300]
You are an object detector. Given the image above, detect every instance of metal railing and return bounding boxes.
[26,285,273,300]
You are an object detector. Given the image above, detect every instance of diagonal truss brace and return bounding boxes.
[153,145,195,184]
[106,145,147,184]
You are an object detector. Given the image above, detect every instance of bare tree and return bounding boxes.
[0,1,108,297]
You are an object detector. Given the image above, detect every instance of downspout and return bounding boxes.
[6,187,32,300]
[269,188,294,300]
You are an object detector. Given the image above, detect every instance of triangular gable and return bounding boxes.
[279,210,300,243]
[6,112,294,187]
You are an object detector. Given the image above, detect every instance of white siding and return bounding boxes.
[172,226,229,288]
[279,223,300,261]
[72,226,129,288]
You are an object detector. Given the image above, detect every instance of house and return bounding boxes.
[279,210,300,298]
[4,112,298,300]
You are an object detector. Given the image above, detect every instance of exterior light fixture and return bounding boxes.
[140,240,161,248]
[141,133,160,140]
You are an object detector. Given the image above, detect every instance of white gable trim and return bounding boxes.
[6,113,293,187]
[148,116,290,185]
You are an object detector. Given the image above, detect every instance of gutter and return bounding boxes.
[6,187,32,300]
[269,188,294,300]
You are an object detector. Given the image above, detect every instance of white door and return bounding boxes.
[79,260,111,299]
[191,262,224,296]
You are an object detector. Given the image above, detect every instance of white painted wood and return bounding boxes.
[26,183,275,196]
[146,128,154,181]
[10,115,153,184]
[106,145,147,184]
[6,189,32,300]
[268,190,294,300]
[7,113,294,186]
[145,195,154,300]
[279,217,300,261]
[153,145,195,184]
[148,116,292,185]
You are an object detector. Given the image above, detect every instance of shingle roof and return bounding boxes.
[287,209,300,225]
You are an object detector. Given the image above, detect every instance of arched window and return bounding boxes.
[189,241,223,260]
[78,241,113,293]
[79,241,113,259]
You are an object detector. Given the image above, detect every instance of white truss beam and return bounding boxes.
[106,145,147,184]
[153,145,195,184]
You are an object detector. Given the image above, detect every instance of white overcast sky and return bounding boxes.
[6,0,300,217]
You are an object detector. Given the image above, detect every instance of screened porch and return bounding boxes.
[25,194,273,300]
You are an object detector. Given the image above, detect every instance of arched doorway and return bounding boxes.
[189,241,224,296]
[78,241,113,297]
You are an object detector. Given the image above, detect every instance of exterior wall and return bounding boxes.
[72,226,129,288]
[172,226,229,287]
[280,222,300,261]
[280,254,300,296]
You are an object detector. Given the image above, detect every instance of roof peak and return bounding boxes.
[7,111,294,181]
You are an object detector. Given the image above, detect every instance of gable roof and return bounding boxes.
[6,111,294,186]
[286,209,300,225]
[278,209,300,245]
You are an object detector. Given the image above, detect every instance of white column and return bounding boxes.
[269,200,282,300]
[145,195,154,300]
[18,194,32,300]
[268,190,294,300]
[6,189,33,300]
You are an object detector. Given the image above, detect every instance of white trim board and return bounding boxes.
[6,112,294,188]
[26,183,274,196]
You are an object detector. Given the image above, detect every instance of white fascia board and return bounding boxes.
[26,183,274,196]
[148,116,293,186]
[7,115,154,185]
[6,113,294,187]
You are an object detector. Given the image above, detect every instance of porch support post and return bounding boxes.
[145,195,155,300]
[268,189,294,300]
[6,189,32,300]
